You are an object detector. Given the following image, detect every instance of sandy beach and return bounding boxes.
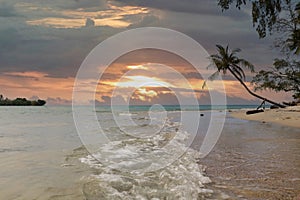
[201,108,300,200]
[230,106,300,128]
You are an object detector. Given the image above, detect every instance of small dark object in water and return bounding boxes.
[270,105,279,109]
[246,109,264,115]
[200,114,204,116]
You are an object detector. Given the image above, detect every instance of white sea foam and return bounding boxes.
[80,112,213,199]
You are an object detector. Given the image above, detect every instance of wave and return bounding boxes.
[79,115,213,199]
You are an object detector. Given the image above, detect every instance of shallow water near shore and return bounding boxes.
[0,106,299,199]
[201,116,300,199]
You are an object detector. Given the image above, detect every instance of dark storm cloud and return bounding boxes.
[184,29,278,69]
[0,28,20,51]
[113,0,249,20]
[0,0,275,83]
[34,0,108,10]
[0,21,122,78]
[67,0,107,10]
[0,2,19,17]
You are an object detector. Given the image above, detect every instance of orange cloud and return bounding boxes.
[3,71,48,78]
[0,71,74,100]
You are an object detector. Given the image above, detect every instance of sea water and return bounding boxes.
[0,105,258,199]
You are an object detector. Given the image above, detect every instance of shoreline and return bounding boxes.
[202,108,300,199]
[230,106,300,128]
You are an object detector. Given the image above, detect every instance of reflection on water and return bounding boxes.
[0,106,299,199]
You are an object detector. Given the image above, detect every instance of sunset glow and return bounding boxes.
[1,1,294,105]
[114,75,173,88]
[1,1,298,199]
[127,65,148,70]
[24,3,149,28]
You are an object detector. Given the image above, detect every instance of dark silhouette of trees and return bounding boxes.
[0,95,46,106]
[217,0,300,101]
[252,59,300,99]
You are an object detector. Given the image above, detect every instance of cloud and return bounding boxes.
[113,0,250,20]
[128,14,161,28]
[94,86,262,106]
[0,71,74,100]
[51,0,108,10]
[29,95,40,100]
[0,2,19,17]
[94,95,126,105]
[0,0,274,79]
[0,28,20,52]
[0,0,290,103]
[3,71,48,79]
[0,23,122,78]
[85,18,95,27]
[46,97,72,105]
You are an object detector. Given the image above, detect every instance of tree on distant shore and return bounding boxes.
[206,45,285,108]
[0,94,46,106]
[217,0,300,101]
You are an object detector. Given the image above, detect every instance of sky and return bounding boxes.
[0,0,293,105]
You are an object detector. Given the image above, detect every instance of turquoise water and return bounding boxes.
[95,104,263,112]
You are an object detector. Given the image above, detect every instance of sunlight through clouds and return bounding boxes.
[127,65,148,70]
[114,75,173,88]
[23,3,149,28]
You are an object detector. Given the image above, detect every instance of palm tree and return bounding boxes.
[204,44,285,108]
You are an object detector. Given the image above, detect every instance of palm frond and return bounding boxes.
[216,44,224,52]
[210,44,255,82]
[216,44,226,58]
[231,48,241,54]
[239,59,255,72]
[202,81,207,89]
[202,70,220,89]
[232,64,246,80]
[208,70,220,81]
[211,57,224,71]
[231,66,244,80]
[210,54,222,60]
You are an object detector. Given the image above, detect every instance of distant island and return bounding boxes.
[0,95,46,106]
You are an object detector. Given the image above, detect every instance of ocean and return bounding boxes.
[2,104,295,200]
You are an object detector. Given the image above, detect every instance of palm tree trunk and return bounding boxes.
[228,67,286,108]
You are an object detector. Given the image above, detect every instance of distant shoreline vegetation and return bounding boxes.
[0,95,46,106]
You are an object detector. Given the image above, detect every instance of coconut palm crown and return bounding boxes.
[205,45,285,108]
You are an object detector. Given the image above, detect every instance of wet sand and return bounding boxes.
[201,115,300,199]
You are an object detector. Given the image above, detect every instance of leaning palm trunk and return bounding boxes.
[209,45,286,108]
[228,67,286,108]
